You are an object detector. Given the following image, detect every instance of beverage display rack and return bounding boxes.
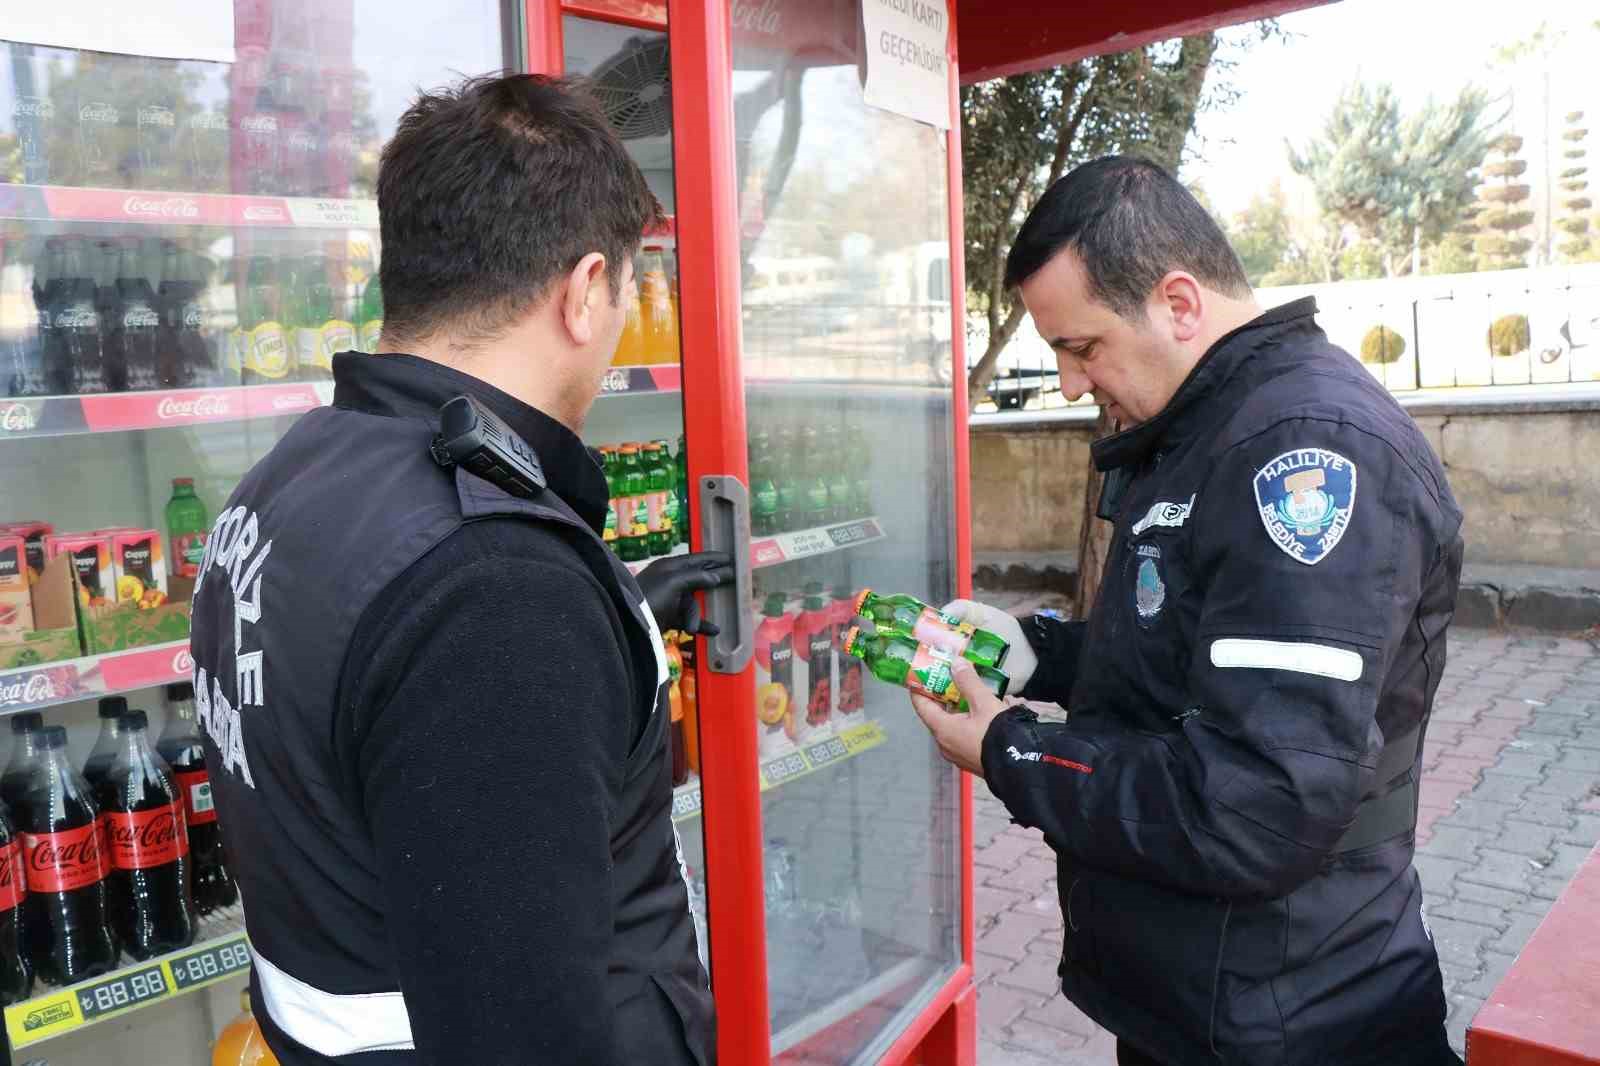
[670,718,888,824]
[0,641,192,718]
[3,906,250,1050]
[0,184,379,231]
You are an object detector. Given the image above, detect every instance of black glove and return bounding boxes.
[635,551,734,637]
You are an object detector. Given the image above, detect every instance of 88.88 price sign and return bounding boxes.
[170,935,252,990]
[77,966,169,1020]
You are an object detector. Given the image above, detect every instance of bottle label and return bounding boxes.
[911,608,973,657]
[806,624,834,724]
[122,307,159,330]
[0,839,27,911]
[296,320,355,371]
[615,496,639,538]
[359,319,382,354]
[806,483,829,513]
[753,484,778,516]
[22,821,107,893]
[104,804,189,870]
[908,644,959,703]
[777,484,799,512]
[173,531,208,579]
[646,490,669,533]
[173,769,216,826]
[242,322,290,378]
[603,501,618,543]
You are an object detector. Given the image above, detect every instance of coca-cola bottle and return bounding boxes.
[98,710,194,959]
[17,726,118,985]
[0,802,34,1004]
[158,683,236,916]
[0,713,46,812]
[158,243,219,388]
[1,238,47,398]
[56,237,108,395]
[34,238,67,395]
[82,695,129,792]
[110,239,162,392]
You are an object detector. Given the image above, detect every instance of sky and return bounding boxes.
[1181,0,1600,220]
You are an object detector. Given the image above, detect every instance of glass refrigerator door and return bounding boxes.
[0,4,506,1061]
[731,2,962,1060]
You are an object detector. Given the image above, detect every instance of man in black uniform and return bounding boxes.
[188,75,725,1065]
[912,157,1464,1065]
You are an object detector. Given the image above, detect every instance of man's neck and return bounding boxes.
[397,331,587,432]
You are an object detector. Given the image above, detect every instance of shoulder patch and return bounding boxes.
[1252,447,1356,565]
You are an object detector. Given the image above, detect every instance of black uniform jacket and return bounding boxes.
[983,298,1464,1065]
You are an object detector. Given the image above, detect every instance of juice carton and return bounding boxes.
[0,535,36,642]
[753,592,798,760]
[46,533,114,607]
[110,529,169,609]
[0,522,51,585]
[830,587,866,716]
[793,584,835,741]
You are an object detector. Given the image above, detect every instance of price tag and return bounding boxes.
[76,965,169,1021]
[169,935,252,991]
[286,198,379,228]
[803,736,849,768]
[760,752,809,789]
[8,992,80,1045]
[783,528,834,558]
[827,519,883,548]
[840,721,886,755]
[671,786,703,820]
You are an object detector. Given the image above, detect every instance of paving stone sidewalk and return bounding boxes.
[968,620,1600,1065]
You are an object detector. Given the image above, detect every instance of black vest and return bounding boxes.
[188,362,712,1064]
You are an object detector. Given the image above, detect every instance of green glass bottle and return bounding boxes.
[600,446,619,550]
[616,445,648,563]
[841,625,1008,713]
[643,442,673,558]
[800,425,829,530]
[358,271,383,353]
[853,589,1010,670]
[774,426,801,532]
[750,430,778,536]
[292,253,353,382]
[848,425,872,518]
[675,434,689,546]
[238,256,291,384]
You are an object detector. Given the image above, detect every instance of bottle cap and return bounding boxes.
[762,592,787,617]
[10,712,42,735]
[125,709,149,730]
[842,626,862,658]
[40,726,68,750]
[853,589,873,616]
[172,476,194,487]
[98,695,129,719]
[166,682,195,701]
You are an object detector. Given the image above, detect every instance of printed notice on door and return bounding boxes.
[861,0,950,130]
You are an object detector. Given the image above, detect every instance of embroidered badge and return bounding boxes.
[1252,448,1357,566]
[1133,543,1166,623]
[1130,494,1195,536]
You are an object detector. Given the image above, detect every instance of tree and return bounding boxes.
[1288,81,1494,277]
[1557,110,1595,262]
[1227,181,1293,285]
[1474,132,1536,269]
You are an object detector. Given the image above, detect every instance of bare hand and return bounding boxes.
[909,658,1011,777]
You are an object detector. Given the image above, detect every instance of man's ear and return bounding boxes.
[1155,271,1204,344]
[561,252,609,346]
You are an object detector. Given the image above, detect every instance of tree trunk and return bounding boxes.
[1072,410,1118,619]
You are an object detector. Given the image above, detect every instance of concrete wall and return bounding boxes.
[971,387,1600,571]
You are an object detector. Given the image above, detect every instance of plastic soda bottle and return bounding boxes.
[841,626,1008,713]
[616,446,648,563]
[358,271,383,353]
[644,443,673,557]
[848,426,872,518]
[166,478,210,581]
[800,426,829,529]
[853,590,1010,670]
[112,238,162,391]
[292,254,353,382]
[775,427,802,533]
[750,431,778,537]
[238,256,292,384]
[57,236,108,395]
[212,989,282,1066]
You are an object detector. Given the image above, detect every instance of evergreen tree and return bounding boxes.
[1557,110,1594,262]
[1473,132,1536,269]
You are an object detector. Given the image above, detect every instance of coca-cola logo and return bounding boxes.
[732,0,782,35]
[272,394,314,411]
[28,830,100,873]
[107,809,180,851]
[157,394,231,420]
[183,306,205,329]
[173,648,194,674]
[600,369,631,393]
[241,114,278,134]
[14,96,53,119]
[189,112,229,132]
[56,307,98,329]
[241,204,287,222]
[123,195,200,219]
[123,307,160,329]
[137,105,175,128]
[1,403,36,433]
[79,101,119,124]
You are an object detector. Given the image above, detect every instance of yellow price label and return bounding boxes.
[7,990,82,1047]
[839,721,885,755]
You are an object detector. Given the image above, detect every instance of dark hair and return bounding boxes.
[1003,155,1250,318]
[377,74,661,345]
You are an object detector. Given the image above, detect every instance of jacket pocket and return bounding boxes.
[609,971,715,1066]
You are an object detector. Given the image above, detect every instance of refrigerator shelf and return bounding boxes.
[0,183,379,230]
[598,364,682,396]
[5,907,250,1049]
[0,382,332,441]
[671,718,888,824]
[750,516,885,568]
[0,640,191,718]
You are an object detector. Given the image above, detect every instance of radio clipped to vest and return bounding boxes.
[430,395,547,500]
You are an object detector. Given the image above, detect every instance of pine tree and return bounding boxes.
[1473,132,1536,269]
[1556,110,1594,262]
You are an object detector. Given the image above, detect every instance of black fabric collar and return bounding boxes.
[330,352,609,532]
[1091,296,1320,473]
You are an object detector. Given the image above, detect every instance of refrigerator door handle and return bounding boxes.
[698,474,754,674]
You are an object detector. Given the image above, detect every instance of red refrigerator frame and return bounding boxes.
[527,2,977,1063]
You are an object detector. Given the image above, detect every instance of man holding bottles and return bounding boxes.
[189,74,729,1065]
[911,156,1465,1066]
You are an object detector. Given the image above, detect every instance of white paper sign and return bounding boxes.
[860,0,950,130]
[6,2,235,65]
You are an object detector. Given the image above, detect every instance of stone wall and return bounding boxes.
[971,387,1600,572]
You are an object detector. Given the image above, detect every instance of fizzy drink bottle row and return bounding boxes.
[600,436,690,563]
[749,423,872,536]
[0,685,237,1005]
[0,234,384,398]
[843,590,1012,712]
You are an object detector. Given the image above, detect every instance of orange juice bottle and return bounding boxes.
[679,632,700,773]
[638,245,678,365]
[614,281,645,366]
[212,990,281,1065]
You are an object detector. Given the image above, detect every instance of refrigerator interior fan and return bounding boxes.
[591,36,673,141]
